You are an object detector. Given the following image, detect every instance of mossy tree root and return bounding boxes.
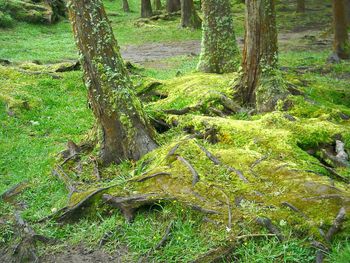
[102,193,220,223]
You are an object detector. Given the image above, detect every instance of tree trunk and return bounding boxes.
[181,0,201,29]
[67,0,157,165]
[197,0,240,73]
[166,0,181,13]
[123,0,130,12]
[296,0,305,13]
[141,0,153,17]
[332,0,350,59]
[346,0,350,26]
[234,0,287,112]
[153,0,162,10]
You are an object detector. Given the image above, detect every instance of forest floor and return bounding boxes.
[1,1,350,263]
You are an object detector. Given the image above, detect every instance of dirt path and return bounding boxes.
[120,30,331,66]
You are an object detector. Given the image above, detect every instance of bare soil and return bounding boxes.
[120,30,331,69]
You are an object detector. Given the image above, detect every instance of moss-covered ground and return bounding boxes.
[1,0,350,262]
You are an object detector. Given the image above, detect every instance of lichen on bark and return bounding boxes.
[67,0,157,165]
[197,0,240,74]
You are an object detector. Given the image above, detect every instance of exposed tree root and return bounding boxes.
[177,155,200,186]
[191,233,277,263]
[255,217,284,241]
[139,221,174,262]
[325,207,346,242]
[281,201,308,219]
[196,142,249,183]
[52,165,77,197]
[130,172,172,183]
[0,181,28,202]
[102,193,220,222]
[13,211,54,263]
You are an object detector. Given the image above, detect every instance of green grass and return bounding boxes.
[1,0,349,262]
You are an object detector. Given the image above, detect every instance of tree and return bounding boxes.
[153,0,162,10]
[197,0,240,73]
[346,0,350,26]
[166,0,181,13]
[297,0,305,13]
[122,0,130,12]
[234,0,287,112]
[181,0,201,29]
[332,0,350,59]
[67,0,157,165]
[141,0,153,17]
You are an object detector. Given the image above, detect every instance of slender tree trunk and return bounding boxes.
[141,0,153,17]
[166,0,181,13]
[67,0,157,165]
[197,0,240,73]
[234,0,287,112]
[153,0,162,10]
[332,0,350,59]
[123,0,130,12]
[181,0,201,29]
[297,0,305,13]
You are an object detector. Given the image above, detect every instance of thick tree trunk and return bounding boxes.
[197,0,239,73]
[67,0,157,165]
[123,0,130,12]
[235,0,287,112]
[153,0,162,10]
[166,0,181,13]
[346,0,350,26]
[181,0,201,29]
[297,0,305,13]
[141,0,153,17]
[332,0,350,59]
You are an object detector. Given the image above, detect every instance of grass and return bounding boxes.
[1,0,350,262]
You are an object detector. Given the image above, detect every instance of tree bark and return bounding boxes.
[297,0,305,13]
[67,0,157,165]
[346,0,350,26]
[122,0,130,12]
[181,0,201,29]
[141,0,153,17]
[234,0,287,112]
[166,0,181,13]
[197,0,240,73]
[153,0,162,10]
[332,0,350,59]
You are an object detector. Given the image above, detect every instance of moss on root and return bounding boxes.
[53,72,350,248]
